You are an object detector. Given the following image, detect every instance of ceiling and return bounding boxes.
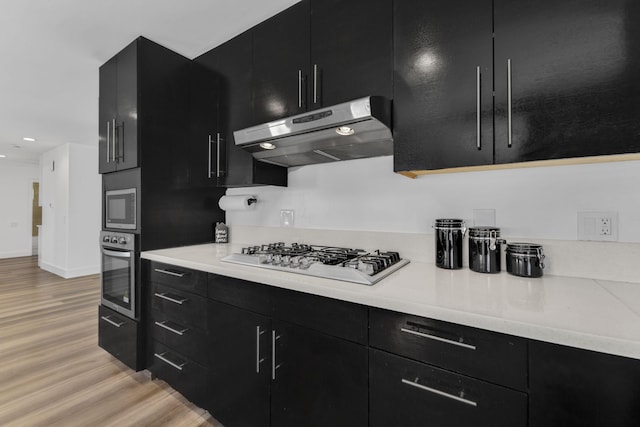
[0,0,298,165]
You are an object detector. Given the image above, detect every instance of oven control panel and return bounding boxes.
[100,230,137,251]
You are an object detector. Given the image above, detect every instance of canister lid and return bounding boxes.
[434,218,465,229]
[469,227,500,238]
[506,242,543,254]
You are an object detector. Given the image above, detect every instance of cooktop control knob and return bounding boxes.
[103,235,110,242]
[118,237,127,245]
[110,237,118,244]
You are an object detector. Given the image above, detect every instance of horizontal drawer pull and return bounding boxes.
[400,327,476,350]
[154,321,188,336]
[154,352,185,371]
[153,292,188,305]
[401,378,477,407]
[154,268,186,278]
[100,315,124,328]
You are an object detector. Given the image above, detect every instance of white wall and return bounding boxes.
[0,160,39,258]
[226,156,640,243]
[40,143,100,278]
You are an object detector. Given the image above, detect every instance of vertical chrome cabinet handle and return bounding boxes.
[476,66,481,150]
[106,121,110,163]
[507,59,512,147]
[401,379,477,407]
[112,119,117,162]
[216,133,222,178]
[207,135,212,179]
[298,69,303,108]
[400,327,476,350]
[256,326,265,373]
[313,64,318,104]
[271,330,281,380]
[101,315,124,328]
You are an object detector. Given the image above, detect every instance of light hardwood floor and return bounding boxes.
[0,256,220,427]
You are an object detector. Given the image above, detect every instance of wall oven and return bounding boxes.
[105,188,137,230]
[100,230,138,319]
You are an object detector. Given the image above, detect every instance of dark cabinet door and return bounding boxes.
[115,40,138,172]
[494,0,640,164]
[98,57,117,174]
[252,1,310,124]
[197,33,287,187]
[270,320,368,427]
[529,340,640,427]
[393,0,493,172]
[310,0,392,108]
[207,300,271,427]
[188,62,221,187]
[98,40,139,174]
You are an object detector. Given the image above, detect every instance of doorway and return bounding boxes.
[32,182,42,255]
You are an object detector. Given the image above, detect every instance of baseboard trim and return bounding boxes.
[39,262,100,279]
[0,250,33,259]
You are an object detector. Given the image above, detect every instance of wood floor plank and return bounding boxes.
[0,256,220,427]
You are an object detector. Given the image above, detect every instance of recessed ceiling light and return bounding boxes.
[23,137,36,142]
[0,154,6,158]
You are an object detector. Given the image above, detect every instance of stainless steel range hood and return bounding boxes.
[233,96,392,167]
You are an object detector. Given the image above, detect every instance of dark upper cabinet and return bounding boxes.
[529,340,640,427]
[99,40,138,173]
[251,0,392,121]
[309,0,393,108]
[494,0,640,164]
[252,1,310,124]
[393,0,493,171]
[394,0,640,173]
[195,32,287,187]
[187,62,223,188]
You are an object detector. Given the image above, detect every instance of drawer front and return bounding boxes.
[370,349,528,427]
[271,287,368,344]
[148,261,207,296]
[150,310,208,366]
[98,305,141,370]
[369,308,527,391]
[208,273,271,314]
[150,283,207,330]
[149,341,208,407]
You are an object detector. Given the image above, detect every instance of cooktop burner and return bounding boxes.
[221,242,410,285]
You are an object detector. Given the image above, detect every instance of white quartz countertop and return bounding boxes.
[142,243,640,360]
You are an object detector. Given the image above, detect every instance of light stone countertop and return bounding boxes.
[142,243,640,360]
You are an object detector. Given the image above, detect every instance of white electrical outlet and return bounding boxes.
[578,212,618,241]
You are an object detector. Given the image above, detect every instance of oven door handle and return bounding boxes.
[102,248,132,258]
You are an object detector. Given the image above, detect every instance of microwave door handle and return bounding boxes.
[102,248,132,258]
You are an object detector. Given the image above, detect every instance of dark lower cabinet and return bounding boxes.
[98,305,142,370]
[370,349,527,427]
[149,341,208,408]
[206,275,368,427]
[529,340,640,427]
[207,300,271,427]
[270,320,368,427]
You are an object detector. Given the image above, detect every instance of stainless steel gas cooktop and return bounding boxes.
[221,243,410,285]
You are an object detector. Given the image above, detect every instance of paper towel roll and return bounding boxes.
[218,195,257,211]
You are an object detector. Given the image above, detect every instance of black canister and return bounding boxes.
[468,227,503,274]
[506,243,545,278]
[434,219,466,269]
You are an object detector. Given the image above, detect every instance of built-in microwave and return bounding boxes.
[105,188,137,230]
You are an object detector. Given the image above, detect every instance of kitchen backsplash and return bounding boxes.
[226,156,640,242]
[225,155,640,282]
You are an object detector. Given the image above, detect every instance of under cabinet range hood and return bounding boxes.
[233,96,392,167]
